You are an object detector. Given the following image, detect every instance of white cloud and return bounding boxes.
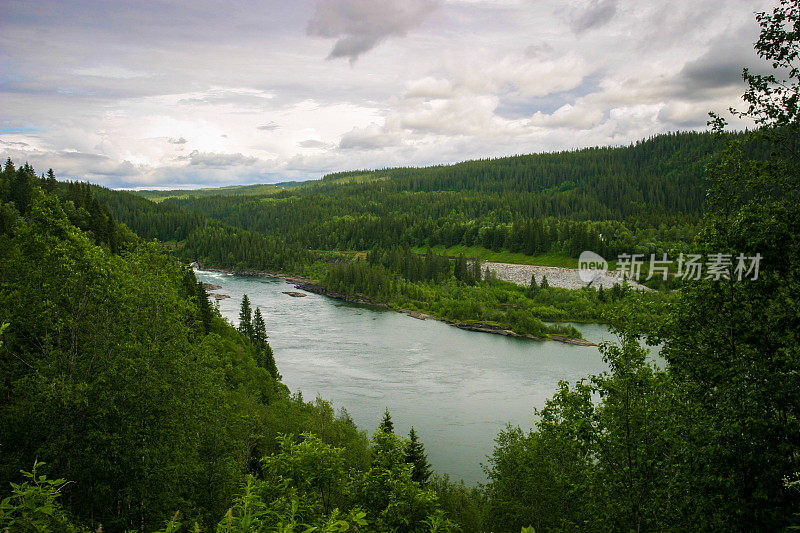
[404,77,455,99]
[0,0,776,188]
[530,103,604,129]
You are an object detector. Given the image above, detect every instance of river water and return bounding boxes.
[195,269,620,485]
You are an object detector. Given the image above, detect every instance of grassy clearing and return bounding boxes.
[411,245,580,268]
[132,183,286,203]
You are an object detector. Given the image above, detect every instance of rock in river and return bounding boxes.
[282,291,308,298]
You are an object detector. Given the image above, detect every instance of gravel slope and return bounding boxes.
[483,261,651,291]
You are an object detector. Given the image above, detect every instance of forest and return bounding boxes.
[0,160,468,532]
[148,130,726,260]
[2,1,800,531]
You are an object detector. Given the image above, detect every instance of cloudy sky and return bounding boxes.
[0,0,776,188]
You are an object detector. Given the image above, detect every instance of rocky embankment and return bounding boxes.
[484,261,650,291]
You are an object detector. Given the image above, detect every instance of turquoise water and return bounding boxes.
[196,269,620,484]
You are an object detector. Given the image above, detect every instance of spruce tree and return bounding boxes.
[261,343,280,380]
[249,306,279,379]
[404,427,432,485]
[540,275,549,290]
[238,294,253,339]
[471,258,482,283]
[379,408,394,433]
[527,273,539,296]
[253,307,267,347]
[43,168,58,192]
[196,281,213,333]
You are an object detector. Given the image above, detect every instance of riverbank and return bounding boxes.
[484,261,651,291]
[193,263,597,346]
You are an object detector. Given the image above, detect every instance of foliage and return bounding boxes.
[484,334,673,531]
[323,255,665,338]
[656,2,800,527]
[0,172,368,531]
[0,462,85,533]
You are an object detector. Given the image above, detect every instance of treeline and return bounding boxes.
[164,190,698,258]
[366,246,465,284]
[89,181,312,274]
[156,131,744,258]
[91,186,206,242]
[1,159,134,252]
[323,251,640,339]
[178,221,311,273]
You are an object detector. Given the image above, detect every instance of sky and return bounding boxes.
[0,0,777,189]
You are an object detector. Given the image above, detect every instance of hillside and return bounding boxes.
[153,131,748,261]
[132,181,305,203]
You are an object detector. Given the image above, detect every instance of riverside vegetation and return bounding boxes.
[2,2,800,531]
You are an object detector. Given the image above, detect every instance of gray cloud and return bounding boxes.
[679,42,750,92]
[299,139,328,148]
[168,136,187,144]
[671,22,764,102]
[258,122,280,131]
[525,42,555,59]
[58,151,112,162]
[180,150,259,168]
[339,125,400,150]
[307,0,441,63]
[0,139,30,148]
[569,0,617,33]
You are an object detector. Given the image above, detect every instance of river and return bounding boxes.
[195,269,620,485]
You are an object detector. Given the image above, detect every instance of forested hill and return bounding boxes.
[313,130,732,214]
[149,131,748,259]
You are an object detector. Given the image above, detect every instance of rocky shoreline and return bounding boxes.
[193,263,597,346]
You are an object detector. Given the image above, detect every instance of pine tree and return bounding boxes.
[404,427,432,485]
[196,281,213,333]
[43,168,58,192]
[540,275,549,290]
[527,273,539,296]
[260,343,280,380]
[252,307,267,347]
[471,258,482,282]
[238,294,253,339]
[380,408,394,433]
[454,254,467,282]
[248,306,279,379]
